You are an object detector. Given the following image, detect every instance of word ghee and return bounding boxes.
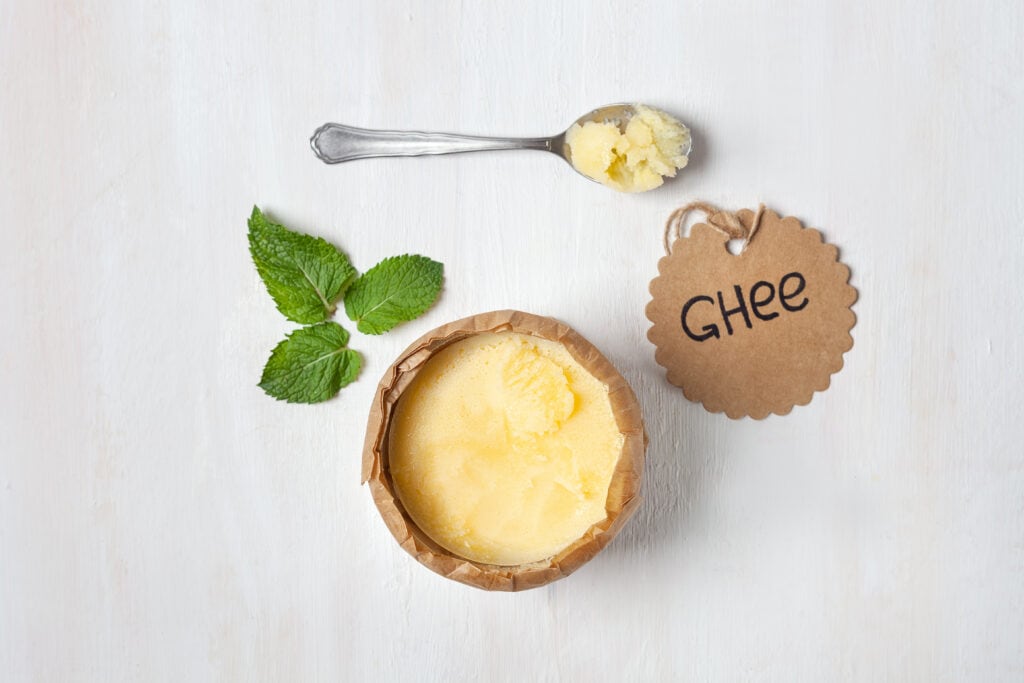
[388,332,624,566]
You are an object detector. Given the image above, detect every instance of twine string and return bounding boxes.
[663,202,766,255]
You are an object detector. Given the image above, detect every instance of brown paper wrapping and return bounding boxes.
[362,310,647,592]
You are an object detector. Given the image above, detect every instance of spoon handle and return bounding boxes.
[310,123,555,164]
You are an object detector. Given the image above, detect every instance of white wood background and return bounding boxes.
[2,1,1023,680]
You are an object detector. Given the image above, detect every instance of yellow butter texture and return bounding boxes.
[389,332,624,566]
[565,104,690,192]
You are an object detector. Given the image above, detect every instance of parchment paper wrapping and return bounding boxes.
[362,310,647,592]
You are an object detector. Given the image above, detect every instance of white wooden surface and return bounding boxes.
[2,1,1023,680]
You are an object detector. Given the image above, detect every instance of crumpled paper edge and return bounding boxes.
[362,310,648,592]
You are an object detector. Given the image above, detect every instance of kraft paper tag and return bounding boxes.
[646,205,857,419]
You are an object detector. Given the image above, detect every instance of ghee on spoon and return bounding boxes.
[310,103,692,193]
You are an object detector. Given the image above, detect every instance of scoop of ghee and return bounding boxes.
[565,104,690,192]
[388,332,624,566]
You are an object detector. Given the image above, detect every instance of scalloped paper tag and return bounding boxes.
[646,207,857,419]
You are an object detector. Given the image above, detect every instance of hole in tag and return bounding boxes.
[726,239,745,255]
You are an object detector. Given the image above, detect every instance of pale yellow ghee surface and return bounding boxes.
[388,332,624,566]
[565,104,690,192]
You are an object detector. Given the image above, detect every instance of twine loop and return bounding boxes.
[663,201,766,255]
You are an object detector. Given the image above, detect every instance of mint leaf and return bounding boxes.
[259,322,362,403]
[344,255,443,334]
[248,206,357,324]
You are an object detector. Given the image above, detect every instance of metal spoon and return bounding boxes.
[309,103,691,184]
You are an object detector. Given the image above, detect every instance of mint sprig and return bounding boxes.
[345,255,444,335]
[249,207,444,404]
[248,206,357,324]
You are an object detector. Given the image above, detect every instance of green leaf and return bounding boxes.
[344,255,443,334]
[259,322,362,403]
[248,206,357,324]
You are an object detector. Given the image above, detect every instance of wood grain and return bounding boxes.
[2,0,1022,680]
